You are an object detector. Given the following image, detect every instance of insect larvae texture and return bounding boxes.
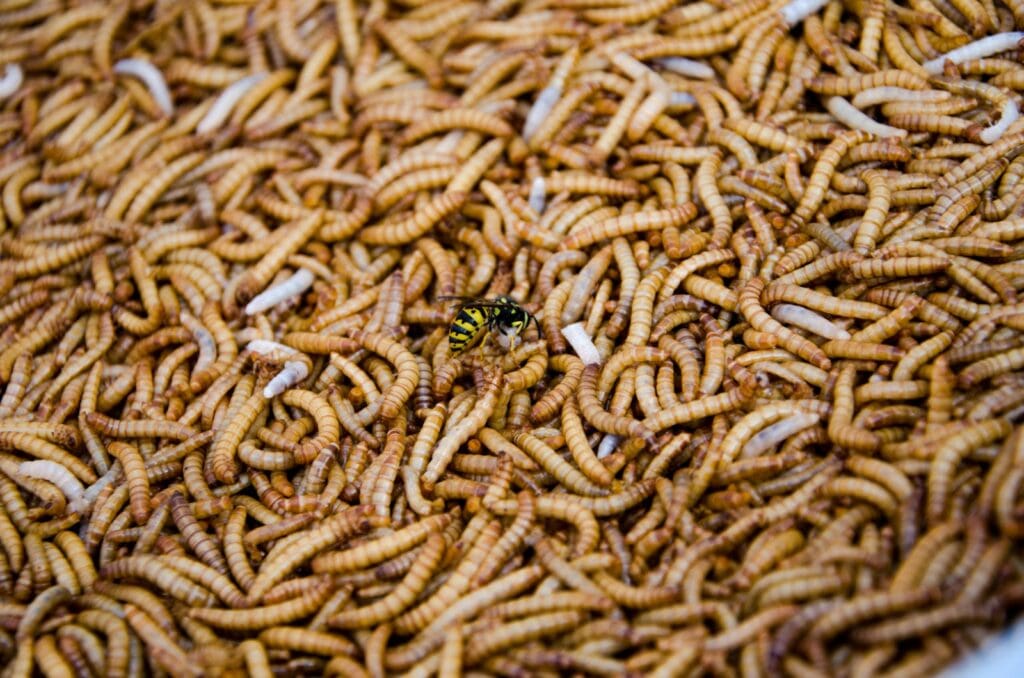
[2,1,1024,676]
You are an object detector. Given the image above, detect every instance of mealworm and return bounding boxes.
[0,2,1022,674]
[247,505,379,604]
[926,418,1012,524]
[330,533,446,629]
[188,581,333,630]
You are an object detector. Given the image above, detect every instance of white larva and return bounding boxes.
[77,463,121,539]
[264,360,310,398]
[851,87,950,108]
[656,57,715,80]
[83,462,120,506]
[433,130,465,154]
[0,63,23,99]
[247,339,299,357]
[979,99,1020,144]
[923,32,1024,75]
[19,460,87,514]
[740,412,821,459]
[771,303,851,340]
[114,58,175,116]
[563,255,611,326]
[523,86,561,140]
[779,0,830,27]
[197,73,268,133]
[561,322,603,366]
[529,176,547,214]
[245,269,315,315]
[826,96,907,138]
[670,91,698,107]
[597,434,620,459]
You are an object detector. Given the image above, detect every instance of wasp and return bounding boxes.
[439,295,539,355]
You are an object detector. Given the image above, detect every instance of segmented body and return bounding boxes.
[442,296,537,354]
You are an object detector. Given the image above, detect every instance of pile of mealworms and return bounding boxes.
[2,0,1024,675]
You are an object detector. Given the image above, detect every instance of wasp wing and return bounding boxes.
[437,296,516,311]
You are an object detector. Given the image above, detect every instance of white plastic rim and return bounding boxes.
[944,620,1024,677]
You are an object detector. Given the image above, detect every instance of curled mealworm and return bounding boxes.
[113,59,174,116]
[0,2,1021,675]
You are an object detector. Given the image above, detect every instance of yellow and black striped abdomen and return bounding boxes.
[448,305,490,354]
